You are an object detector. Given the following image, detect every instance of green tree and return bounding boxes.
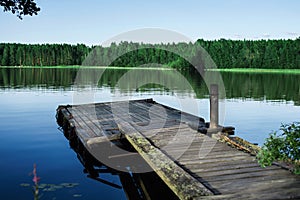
[1,45,9,66]
[257,122,300,174]
[16,45,24,66]
[0,0,40,19]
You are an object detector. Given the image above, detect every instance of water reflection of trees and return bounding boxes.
[0,68,299,105]
[98,68,208,98]
[98,69,300,105]
[0,67,78,89]
[221,72,300,105]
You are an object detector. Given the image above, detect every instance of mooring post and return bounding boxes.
[209,84,219,129]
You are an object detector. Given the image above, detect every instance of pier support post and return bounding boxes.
[209,84,219,129]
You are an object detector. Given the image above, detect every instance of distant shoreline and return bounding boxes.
[206,68,300,74]
[1,66,300,74]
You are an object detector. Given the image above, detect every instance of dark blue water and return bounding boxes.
[0,67,299,199]
[0,90,126,199]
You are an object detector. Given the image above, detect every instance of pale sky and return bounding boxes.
[1,0,299,46]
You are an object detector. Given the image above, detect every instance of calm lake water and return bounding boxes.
[0,67,299,199]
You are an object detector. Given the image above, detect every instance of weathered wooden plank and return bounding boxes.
[178,149,251,160]
[195,165,280,178]
[213,176,300,194]
[75,105,121,137]
[184,161,260,173]
[211,177,300,199]
[75,128,95,143]
[134,118,178,126]
[177,148,248,159]
[196,183,300,200]
[117,120,213,199]
[179,154,252,166]
[129,113,148,123]
[86,134,122,148]
[203,168,288,182]
[164,143,230,153]
[70,109,99,138]
[133,101,206,130]
[134,120,182,131]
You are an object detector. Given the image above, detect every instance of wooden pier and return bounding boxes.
[56,99,300,200]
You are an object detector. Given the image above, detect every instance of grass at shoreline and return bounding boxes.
[1,66,300,74]
[207,68,300,74]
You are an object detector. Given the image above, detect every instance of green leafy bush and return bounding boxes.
[257,122,300,174]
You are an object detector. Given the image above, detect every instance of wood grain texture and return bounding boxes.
[57,99,300,200]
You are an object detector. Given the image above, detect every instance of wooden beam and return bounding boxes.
[117,121,213,200]
[209,84,219,129]
[86,134,122,148]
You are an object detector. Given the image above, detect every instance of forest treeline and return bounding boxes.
[0,43,90,66]
[0,38,299,69]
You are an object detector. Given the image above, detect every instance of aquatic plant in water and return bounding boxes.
[20,164,81,199]
[32,164,40,200]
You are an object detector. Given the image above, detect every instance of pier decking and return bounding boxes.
[56,99,300,200]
